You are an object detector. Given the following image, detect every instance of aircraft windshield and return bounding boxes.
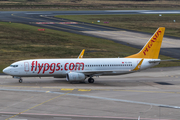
[10,65,18,67]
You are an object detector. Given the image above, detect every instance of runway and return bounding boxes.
[0,10,180,59]
[1,67,180,120]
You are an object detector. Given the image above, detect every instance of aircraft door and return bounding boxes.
[24,62,29,72]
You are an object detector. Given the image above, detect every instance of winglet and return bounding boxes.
[132,59,144,71]
[126,27,165,59]
[78,49,85,59]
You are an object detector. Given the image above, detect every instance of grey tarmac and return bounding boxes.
[0,67,180,120]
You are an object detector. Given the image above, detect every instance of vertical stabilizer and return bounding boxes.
[126,27,165,59]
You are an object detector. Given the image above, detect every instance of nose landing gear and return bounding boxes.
[13,76,23,83]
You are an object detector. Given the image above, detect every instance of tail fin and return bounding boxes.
[126,27,165,59]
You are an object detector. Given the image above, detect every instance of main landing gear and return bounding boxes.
[19,79,23,83]
[88,77,94,83]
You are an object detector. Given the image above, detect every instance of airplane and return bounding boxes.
[3,27,165,83]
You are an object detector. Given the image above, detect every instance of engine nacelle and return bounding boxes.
[66,72,86,82]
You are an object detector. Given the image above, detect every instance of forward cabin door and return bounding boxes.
[24,62,29,72]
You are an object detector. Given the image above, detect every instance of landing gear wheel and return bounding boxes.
[19,79,23,83]
[88,78,94,83]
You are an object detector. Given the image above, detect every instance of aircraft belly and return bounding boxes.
[100,71,133,76]
[16,72,65,77]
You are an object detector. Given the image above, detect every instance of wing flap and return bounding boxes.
[73,69,132,76]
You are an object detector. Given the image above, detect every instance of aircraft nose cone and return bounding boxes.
[3,67,9,74]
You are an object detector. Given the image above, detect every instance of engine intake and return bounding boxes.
[66,72,85,82]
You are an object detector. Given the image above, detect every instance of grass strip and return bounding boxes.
[1,0,180,10]
[55,14,180,38]
[0,21,179,73]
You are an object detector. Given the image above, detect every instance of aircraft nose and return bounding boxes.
[3,67,9,75]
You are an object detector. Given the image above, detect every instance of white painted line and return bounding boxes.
[1,88,180,110]
[141,12,180,14]
[0,111,171,120]
[9,118,27,120]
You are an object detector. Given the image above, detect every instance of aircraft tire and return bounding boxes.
[88,78,94,83]
[19,79,23,83]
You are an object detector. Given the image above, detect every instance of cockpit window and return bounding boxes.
[10,65,18,67]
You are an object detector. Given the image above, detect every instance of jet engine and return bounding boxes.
[66,72,86,82]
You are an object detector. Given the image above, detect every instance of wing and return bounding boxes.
[79,59,144,76]
[78,49,85,59]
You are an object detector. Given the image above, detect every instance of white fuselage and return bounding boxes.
[3,58,159,78]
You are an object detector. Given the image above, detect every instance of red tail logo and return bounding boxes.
[143,30,162,55]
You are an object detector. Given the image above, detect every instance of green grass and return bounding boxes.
[1,0,180,11]
[0,21,180,73]
[55,14,180,38]
[0,21,138,72]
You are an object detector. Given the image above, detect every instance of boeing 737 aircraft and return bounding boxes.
[3,27,165,83]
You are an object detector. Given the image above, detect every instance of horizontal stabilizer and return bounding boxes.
[148,59,179,63]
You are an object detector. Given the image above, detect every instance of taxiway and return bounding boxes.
[0,67,180,120]
[0,10,180,59]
